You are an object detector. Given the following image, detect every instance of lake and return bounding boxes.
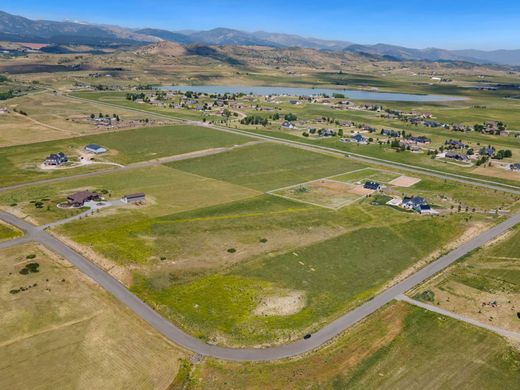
[158,85,465,102]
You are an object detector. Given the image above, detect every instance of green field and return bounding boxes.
[169,142,366,191]
[0,124,251,186]
[130,207,470,345]
[0,221,21,241]
[192,302,520,389]
[1,164,259,225]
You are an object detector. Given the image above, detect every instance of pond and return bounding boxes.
[158,85,465,102]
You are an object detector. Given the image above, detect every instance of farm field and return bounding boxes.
[0,124,251,187]
[191,302,520,389]
[410,224,520,333]
[169,142,366,191]
[0,243,184,389]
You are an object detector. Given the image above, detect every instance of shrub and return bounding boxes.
[227,248,236,253]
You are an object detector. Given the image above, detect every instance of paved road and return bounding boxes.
[398,295,520,341]
[1,210,519,361]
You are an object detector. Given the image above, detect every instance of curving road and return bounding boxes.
[1,209,519,361]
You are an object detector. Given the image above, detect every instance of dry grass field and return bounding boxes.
[0,92,168,147]
[0,243,185,390]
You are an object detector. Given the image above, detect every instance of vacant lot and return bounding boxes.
[0,243,184,389]
[193,302,520,389]
[131,212,470,345]
[169,142,366,192]
[0,124,251,186]
[270,178,370,209]
[411,224,520,333]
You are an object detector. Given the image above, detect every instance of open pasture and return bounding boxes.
[131,212,470,345]
[193,302,520,389]
[169,142,366,192]
[0,243,184,390]
[0,124,251,186]
[0,92,155,147]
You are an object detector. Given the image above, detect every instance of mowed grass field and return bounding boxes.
[169,142,366,191]
[0,243,184,389]
[192,302,520,389]
[0,124,251,186]
[412,224,520,333]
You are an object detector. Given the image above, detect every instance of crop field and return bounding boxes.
[411,224,520,333]
[131,211,471,345]
[0,243,184,389]
[0,164,260,224]
[169,142,367,191]
[192,302,520,389]
[0,124,252,186]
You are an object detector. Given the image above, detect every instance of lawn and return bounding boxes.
[192,302,520,389]
[169,142,366,192]
[131,212,469,345]
[0,243,183,389]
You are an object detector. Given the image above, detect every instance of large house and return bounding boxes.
[67,190,100,207]
[401,196,436,214]
[44,152,68,166]
[351,133,368,144]
[84,144,107,154]
[445,152,469,161]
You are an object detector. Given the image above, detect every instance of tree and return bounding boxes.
[338,129,344,137]
[284,113,297,122]
[90,113,95,119]
[272,112,280,120]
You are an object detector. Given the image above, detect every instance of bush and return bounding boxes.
[259,238,268,243]
[414,290,435,302]
[26,254,36,259]
[227,248,236,253]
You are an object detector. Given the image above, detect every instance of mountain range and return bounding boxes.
[1,10,519,66]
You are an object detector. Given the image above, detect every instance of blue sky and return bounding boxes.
[3,0,520,50]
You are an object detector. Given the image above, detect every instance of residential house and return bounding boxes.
[281,121,294,129]
[364,181,381,190]
[510,163,520,171]
[381,129,400,138]
[319,129,336,137]
[67,190,100,207]
[444,140,467,149]
[44,152,68,166]
[445,152,469,161]
[351,133,368,144]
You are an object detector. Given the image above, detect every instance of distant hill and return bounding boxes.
[0,10,159,46]
[1,9,519,65]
